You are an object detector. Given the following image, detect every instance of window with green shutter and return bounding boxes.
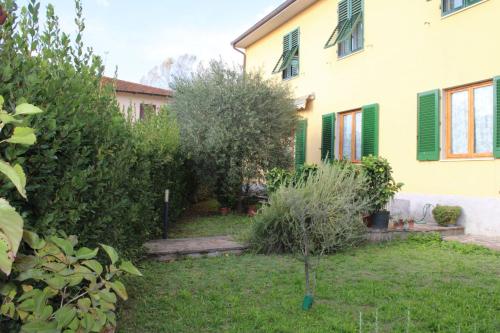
[324,0,363,57]
[295,119,307,169]
[361,104,379,157]
[321,113,336,162]
[493,77,500,158]
[417,90,440,161]
[442,0,483,15]
[272,28,300,80]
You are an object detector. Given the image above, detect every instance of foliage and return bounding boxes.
[361,155,403,213]
[118,239,500,333]
[172,60,297,208]
[265,168,293,194]
[0,95,42,275]
[0,231,141,333]
[131,106,194,230]
[265,162,360,194]
[0,1,193,257]
[432,205,462,226]
[250,163,369,254]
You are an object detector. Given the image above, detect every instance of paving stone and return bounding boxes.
[145,236,247,262]
[443,235,500,251]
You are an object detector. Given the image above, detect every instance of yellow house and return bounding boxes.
[232,0,500,236]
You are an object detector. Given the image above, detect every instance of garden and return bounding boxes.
[0,1,498,332]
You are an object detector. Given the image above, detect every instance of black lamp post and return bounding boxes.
[163,190,170,239]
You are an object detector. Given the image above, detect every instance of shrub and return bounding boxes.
[0,231,141,332]
[361,155,403,213]
[265,164,319,194]
[0,1,193,257]
[250,162,370,254]
[172,60,297,208]
[0,96,42,275]
[432,205,462,226]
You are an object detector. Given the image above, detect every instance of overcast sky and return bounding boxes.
[17,0,282,83]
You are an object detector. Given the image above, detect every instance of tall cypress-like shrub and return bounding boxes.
[0,0,190,256]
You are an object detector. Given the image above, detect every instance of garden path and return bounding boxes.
[145,236,248,262]
[444,234,500,251]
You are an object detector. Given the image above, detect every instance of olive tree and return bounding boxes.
[172,60,297,208]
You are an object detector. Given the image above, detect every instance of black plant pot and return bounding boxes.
[371,210,390,230]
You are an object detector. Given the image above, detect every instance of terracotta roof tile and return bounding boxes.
[102,76,173,97]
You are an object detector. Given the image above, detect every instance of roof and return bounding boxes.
[102,77,173,98]
[232,0,318,49]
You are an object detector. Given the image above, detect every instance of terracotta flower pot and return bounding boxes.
[247,205,257,217]
[220,207,231,216]
[408,219,415,230]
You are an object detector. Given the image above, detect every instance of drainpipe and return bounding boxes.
[232,44,247,74]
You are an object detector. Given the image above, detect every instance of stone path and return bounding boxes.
[444,235,500,251]
[145,236,248,262]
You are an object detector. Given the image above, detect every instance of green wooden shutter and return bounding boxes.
[290,29,300,77]
[417,90,440,161]
[494,77,500,158]
[351,0,363,16]
[321,113,336,162]
[339,0,349,22]
[361,104,379,157]
[295,119,307,169]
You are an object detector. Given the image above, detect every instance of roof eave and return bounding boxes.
[232,0,318,49]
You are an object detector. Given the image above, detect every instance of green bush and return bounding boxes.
[361,155,403,213]
[0,231,141,332]
[172,60,297,208]
[0,95,42,276]
[0,1,193,257]
[265,164,319,194]
[250,162,370,254]
[432,205,462,226]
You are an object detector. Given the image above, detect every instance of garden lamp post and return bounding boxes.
[163,190,170,239]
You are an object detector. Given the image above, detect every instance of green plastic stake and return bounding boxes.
[302,294,314,310]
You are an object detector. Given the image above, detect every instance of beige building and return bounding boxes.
[102,77,173,121]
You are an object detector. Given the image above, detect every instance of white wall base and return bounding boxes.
[392,193,500,237]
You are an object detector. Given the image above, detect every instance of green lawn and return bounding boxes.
[169,214,253,241]
[119,228,500,332]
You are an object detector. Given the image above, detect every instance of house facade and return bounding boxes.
[232,0,500,236]
[102,77,173,121]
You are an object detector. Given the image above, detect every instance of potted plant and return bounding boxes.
[362,156,403,230]
[432,205,462,226]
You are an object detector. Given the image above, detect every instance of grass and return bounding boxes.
[169,214,253,241]
[119,226,500,332]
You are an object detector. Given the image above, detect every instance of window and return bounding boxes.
[339,110,362,162]
[324,0,363,57]
[139,103,156,120]
[272,29,300,80]
[445,81,494,158]
[442,0,482,15]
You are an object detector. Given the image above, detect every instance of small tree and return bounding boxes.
[172,60,297,208]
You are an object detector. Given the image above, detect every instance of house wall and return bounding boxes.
[244,0,500,235]
[116,92,170,121]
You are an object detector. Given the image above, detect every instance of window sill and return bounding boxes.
[338,49,364,61]
[439,157,495,162]
[441,0,489,19]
